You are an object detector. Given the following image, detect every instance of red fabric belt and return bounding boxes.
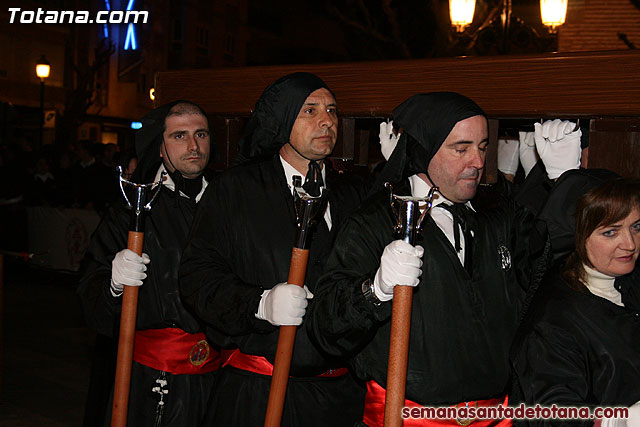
[223,349,348,378]
[363,380,512,427]
[133,328,222,375]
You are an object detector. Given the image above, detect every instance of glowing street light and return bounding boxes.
[35,55,50,147]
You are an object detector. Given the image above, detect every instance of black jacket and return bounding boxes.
[309,177,546,405]
[180,154,367,375]
[511,265,640,414]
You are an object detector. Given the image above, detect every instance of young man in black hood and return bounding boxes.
[78,101,223,426]
[179,72,368,426]
[308,92,582,426]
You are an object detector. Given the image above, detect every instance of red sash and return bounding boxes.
[133,328,222,375]
[223,349,348,378]
[363,381,512,427]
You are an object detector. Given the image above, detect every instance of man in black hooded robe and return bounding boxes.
[77,101,222,426]
[179,72,367,426]
[308,92,582,427]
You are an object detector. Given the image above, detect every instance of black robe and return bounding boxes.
[180,155,368,426]
[309,178,545,406]
[510,265,640,426]
[77,181,215,427]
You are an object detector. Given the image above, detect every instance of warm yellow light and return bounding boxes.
[540,0,568,30]
[450,0,476,31]
[35,55,50,80]
[149,87,155,101]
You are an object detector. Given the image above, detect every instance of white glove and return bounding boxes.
[110,249,151,297]
[628,400,640,427]
[255,282,314,326]
[379,120,399,161]
[373,240,424,302]
[534,119,582,179]
[599,400,640,427]
[497,138,519,176]
[518,131,538,177]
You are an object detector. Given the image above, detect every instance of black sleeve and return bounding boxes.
[76,205,128,337]
[512,321,593,427]
[179,179,272,338]
[308,203,393,359]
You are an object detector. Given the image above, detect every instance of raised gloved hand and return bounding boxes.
[110,249,151,297]
[518,131,538,177]
[534,119,581,179]
[379,120,399,161]
[497,138,519,176]
[255,282,314,326]
[373,240,424,302]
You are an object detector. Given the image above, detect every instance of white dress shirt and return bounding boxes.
[409,174,474,266]
[280,155,332,230]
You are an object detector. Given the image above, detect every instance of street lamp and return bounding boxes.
[35,55,50,147]
[448,0,569,54]
[540,0,568,31]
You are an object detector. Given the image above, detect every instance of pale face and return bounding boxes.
[161,113,210,179]
[427,115,488,203]
[585,207,640,277]
[284,88,338,162]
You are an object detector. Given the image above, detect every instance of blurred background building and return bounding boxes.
[1,0,638,154]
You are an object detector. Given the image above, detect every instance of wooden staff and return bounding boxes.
[264,179,324,427]
[111,170,163,427]
[384,283,413,427]
[383,186,437,427]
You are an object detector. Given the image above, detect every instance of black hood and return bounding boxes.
[538,168,620,262]
[235,72,331,164]
[378,92,486,184]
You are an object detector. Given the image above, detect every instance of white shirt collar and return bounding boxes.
[153,164,208,203]
[279,155,326,192]
[408,174,473,210]
[279,155,332,230]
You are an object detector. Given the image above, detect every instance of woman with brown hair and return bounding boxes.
[512,169,640,426]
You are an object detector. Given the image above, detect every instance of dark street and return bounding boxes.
[0,259,91,426]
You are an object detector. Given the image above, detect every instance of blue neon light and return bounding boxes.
[131,121,142,129]
[123,0,137,50]
[103,0,111,38]
[124,23,137,50]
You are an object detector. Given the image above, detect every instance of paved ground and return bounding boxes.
[0,259,93,427]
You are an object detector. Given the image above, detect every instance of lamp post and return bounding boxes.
[35,55,50,148]
[449,0,568,55]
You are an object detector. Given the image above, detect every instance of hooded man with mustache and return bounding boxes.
[179,72,367,426]
[309,92,581,427]
[78,101,223,426]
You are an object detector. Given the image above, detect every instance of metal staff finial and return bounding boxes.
[116,166,166,232]
[291,175,326,249]
[385,182,439,243]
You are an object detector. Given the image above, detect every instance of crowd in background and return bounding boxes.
[0,140,139,252]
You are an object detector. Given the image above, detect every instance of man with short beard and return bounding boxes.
[309,92,582,427]
[180,72,367,426]
[78,101,222,426]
